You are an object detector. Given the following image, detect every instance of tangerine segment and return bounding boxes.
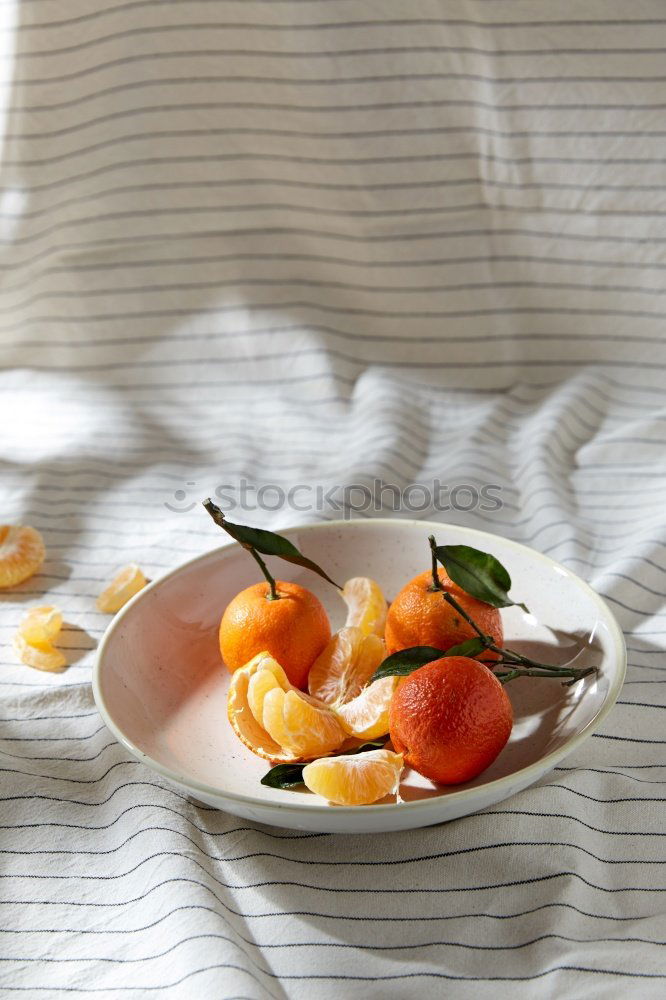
[247,669,283,726]
[342,577,387,637]
[19,605,63,644]
[13,633,66,673]
[308,627,386,706]
[302,749,404,805]
[248,659,326,725]
[262,688,346,758]
[97,564,147,613]
[334,675,399,740]
[227,652,301,763]
[0,525,46,588]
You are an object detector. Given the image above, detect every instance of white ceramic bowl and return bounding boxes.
[93,519,625,834]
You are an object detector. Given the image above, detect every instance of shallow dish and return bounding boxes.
[93,518,625,834]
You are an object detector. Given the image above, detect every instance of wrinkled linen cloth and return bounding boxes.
[1,2,665,997]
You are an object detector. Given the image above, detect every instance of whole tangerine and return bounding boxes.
[219,580,331,689]
[389,655,513,784]
[384,568,503,660]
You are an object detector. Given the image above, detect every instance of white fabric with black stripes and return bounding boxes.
[1,1,665,996]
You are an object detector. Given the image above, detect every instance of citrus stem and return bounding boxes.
[428,534,443,591]
[440,588,493,644]
[491,645,591,673]
[203,497,281,599]
[496,665,596,686]
[248,547,280,601]
[440,587,597,682]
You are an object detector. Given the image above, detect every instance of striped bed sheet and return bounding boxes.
[0,1,665,997]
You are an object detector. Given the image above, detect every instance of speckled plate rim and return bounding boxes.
[93,518,627,817]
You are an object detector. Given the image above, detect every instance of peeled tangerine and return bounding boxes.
[0,525,46,588]
[308,626,386,707]
[14,605,66,672]
[97,564,147,613]
[262,688,345,758]
[228,651,346,763]
[334,675,399,740]
[302,749,404,805]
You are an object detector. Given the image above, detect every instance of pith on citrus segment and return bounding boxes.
[247,657,326,724]
[334,675,399,740]
[302,748,404,805]
[227,652,302,762]
[247,667,285,725]
[342,577,387,637]
[97,564,147,613]
[219,580,331,689]
[384,568,503,660]
[389,655,513,785]
[13,633,66,673]
[308,626,386,706]
[19,605,63,644]
[0,525,46,588]
[262,687,345,758]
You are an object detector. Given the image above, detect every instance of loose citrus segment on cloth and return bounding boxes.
[227,652,302,762]
[302,748,404,805]
[0,525,46,588]
[334,675,399,740]
[308,626,386,706]
[13,633,66,673]
[96,564,147,613]
[18,605,63,644]
[341,577,387,637]
[14,604,66,672]
[262,688,346,758]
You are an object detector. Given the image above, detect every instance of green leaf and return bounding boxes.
[371,638,493,682]
[371,646,447,682]
[434,544,528,612]
[203,498,341,589]
[260,740,388,790]
[442,636,489,658]
[260,763,306,789]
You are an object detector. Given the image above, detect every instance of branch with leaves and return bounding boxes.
[203,498,341,596]
[373,535,597,687]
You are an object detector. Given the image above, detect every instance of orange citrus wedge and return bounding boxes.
[308,626,386,706]
[19,605,63,644]
[262,688,346,758]
[227,652,301,762]
[247,665,286,725]
[13,633,67,673]
[247,656,328,723]
[97,564,147,613]
[334,675,399,740]
[0,525,46,588]
[341,576,387,637]
[302,748,404,805]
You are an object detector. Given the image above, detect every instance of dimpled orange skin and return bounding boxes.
[219,581,331,690]
[384,568,504,661]
[389,656,513,785]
